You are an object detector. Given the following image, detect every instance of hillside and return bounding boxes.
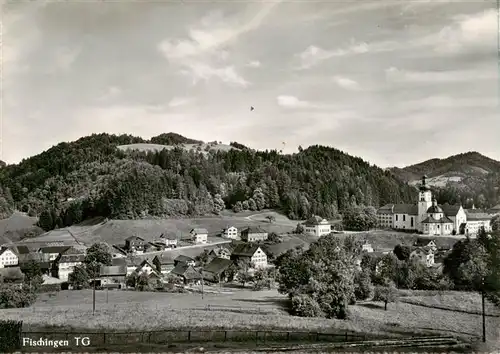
[0,132,416,233]
[389,152,500,208]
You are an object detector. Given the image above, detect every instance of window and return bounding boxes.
[396,215,398,221]
[411,217,414,227]
[403,215,406,221]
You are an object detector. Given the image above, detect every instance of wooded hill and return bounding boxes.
[389,152,500,209]
[0,133,416,230]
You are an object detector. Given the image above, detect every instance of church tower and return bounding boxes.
[417,175,432,231]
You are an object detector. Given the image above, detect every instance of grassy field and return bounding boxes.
[400,291,500,317]
[13,211,297,247]
[2,288,498,345]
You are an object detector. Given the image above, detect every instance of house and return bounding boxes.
[99,265,127,288]
[170,264,202,285]
[147,242,166,252]
[174,255,196,267]
[124,236,146,253]
[410,247,435,267]
[134,260,161,277]
[0,247,19,268]
[125,258,143,276]
[38,246,71,262]
[159,233,178,248]
[231,244,268,269]
[463,211,492,236]
[202,257,234,283]
[240,227,268,242]
[152,255,176,275]
[222,226,238,239]
[53,247,86,281]
[209,246,232,260]
[303,216,331,237]
[0,267,24,288]
[361,242,374,253]
[190,228,208,244]
[413,238,438,253]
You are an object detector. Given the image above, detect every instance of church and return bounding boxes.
[377,176,492,236]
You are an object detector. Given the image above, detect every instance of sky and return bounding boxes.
[1,0,499,168]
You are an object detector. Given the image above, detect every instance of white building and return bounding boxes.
[0,247,19,268]
[231,244,268,269]
[159,233,178,247]
[377,175,492,236]
[222,226,238,239]
[190,228,208,244]
[55,247,86,281]
[303,216,331,237]
[361,243,374,253]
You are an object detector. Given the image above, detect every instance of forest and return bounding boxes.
[0,133,417,231]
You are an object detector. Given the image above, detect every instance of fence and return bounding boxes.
[20,328,372,349]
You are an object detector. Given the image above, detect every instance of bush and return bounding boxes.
[354,270,373,300]
[0,285,37,309]
[291,294,324,317]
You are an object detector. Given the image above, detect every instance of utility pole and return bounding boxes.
[92,278,96,315]
[481,276,486,343]
[201,266,204,300]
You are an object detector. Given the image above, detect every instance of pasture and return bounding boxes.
[2,288,498,345]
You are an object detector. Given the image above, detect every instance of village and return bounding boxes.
[0,214,473,293]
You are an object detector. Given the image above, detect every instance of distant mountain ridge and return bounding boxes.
[390,152,500,183]
[389,152,500,208]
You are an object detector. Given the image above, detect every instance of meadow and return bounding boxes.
[2,288,498,345]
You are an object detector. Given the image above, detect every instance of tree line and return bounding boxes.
[0,133,417,231]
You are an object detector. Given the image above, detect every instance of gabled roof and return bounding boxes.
[440,204,461,216]
[175,255,195,263]
[414,238,436,247]
[203,257,233,275]
[125,236,145,242]
[393,204,418,215]
[170,264,201,280]
[38,246,71,254]
[152,254,175,265]
[465,211,492,221]
[15,245,33,255]
[377,204,394,213]
[0,247,17,257]
[124,258,143,267]
[111,258,127,266]
[222,225,237,231]
[209,246,232,257]
[159,232,178,240]
[100,265,127,277]
[191,228,208,234]
[241,226,267,234]
[231,244,263,257]
[59,254,85,263]
[303,215,328,226]
[422,215,453,224]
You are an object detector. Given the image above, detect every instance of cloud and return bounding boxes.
[333,76,359,90]
[276,95,311,109]
[168,97,192,108]
[414,9,497,54]
[296,40,397,69]
[401,95,498,110]
[158,3,281,86]
[180,63,249,87]
[385,67,494,84]
[247,60,261,68]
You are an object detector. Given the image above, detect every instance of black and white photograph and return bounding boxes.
[0,0,499,352]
